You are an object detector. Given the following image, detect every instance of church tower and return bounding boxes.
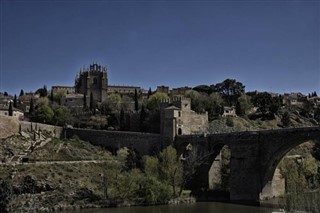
[75,63,108,103]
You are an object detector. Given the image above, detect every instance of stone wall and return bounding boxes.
[66,128,169,156]
[19,121,63,138]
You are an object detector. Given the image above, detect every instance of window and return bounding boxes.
[93,78,98,85]
[178,111,181,117]
[178,128,182,135]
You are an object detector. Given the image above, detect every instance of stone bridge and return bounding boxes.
[174,126,320,204]
[65,126,320,204]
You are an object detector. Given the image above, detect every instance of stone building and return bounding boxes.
[0,106,24,120]
[160,97,208,140]
[75,63,108,103]
[52,86,75,95]
[72,63,147,105]
[222,106,237,117]
[61,93,84,107]
[156,85,170,94]
[107,85,143,95]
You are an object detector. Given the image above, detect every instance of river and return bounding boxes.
[61,202,278,213]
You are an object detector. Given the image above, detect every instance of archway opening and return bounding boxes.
[209,145,231,193]
[261,140,320,212]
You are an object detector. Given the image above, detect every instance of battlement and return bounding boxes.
[160,96,192,110]
[79,63,107,73]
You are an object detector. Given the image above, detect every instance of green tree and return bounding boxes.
[139,176,172,204]
[29,98,34,115]
[207,93,224,120]
[125,148,141,170]
[13,94,17,108]
[0,179,12,213]
[120,108,125,131]
[301,155,318,187]
[147,92,169,110]
[144,156,160,178]
[282,111,291,127]
[185,90,207,113]
[90,92,94,112]
[252,92,272,114]
[19,89,24,97]
[53,106,71,126]
[83,93,87,109]
[147,87,152,98]
[212,79,245,106]
[8,102,13,116]
[236,94,252,116]
[33,100,54,124]
[193,84,211,94]
[50,90,54,102]
[312,142,320,161]
[36,85,48,97]
[103,93,121,113]
[87,115,108,130]
[159,146,183,196]
[139,104,147,132]
[280,159,308,212]
[134,89,139,112]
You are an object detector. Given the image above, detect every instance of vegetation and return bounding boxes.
[147,92,169,110]
[8,102,13,116]
[0,134,188,212]
[0,179,12,213]
[279,151,320,212]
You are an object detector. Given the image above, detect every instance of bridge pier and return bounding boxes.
[229,144,261,204]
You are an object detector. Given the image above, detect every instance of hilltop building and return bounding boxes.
[61,93,84,107]
[52,63,148,106]
[107,85,143,95]
[0,105,24,120]
[75,63,108,103]
[222,106,237,117]
[160,97,208,140]
[155,85,195,97]
[52,86,75,95]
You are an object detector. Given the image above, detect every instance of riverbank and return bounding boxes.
[0,132,196,213]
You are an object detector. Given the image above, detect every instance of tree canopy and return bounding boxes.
[211,79,245,106]
[147,92,169,110]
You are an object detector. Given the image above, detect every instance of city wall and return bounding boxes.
[65,128,169,156]
[19,121,64,138]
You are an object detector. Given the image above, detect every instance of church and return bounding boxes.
[52,63,144,106]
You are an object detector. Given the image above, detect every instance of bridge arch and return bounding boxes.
[260,138,320,200]
[175,135,232,197]
[175,127,320,203]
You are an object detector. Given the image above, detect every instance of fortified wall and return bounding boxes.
[65,128,170,156]
[19,121,64,138]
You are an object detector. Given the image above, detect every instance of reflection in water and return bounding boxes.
[61,202,277,213]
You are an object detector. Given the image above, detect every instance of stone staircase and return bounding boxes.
[9,130,52,164]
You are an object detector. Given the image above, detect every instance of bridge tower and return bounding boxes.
[160,97,208,141]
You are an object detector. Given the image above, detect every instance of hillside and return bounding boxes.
[0,133,115,212]
[209,110,317,134]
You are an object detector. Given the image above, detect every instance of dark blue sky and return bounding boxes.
[1,0,319,95]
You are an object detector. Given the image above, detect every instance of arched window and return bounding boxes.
[178,128,182,135]
[93,78,98,85]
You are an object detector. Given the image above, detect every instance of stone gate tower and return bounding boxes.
[75,63,108,103]
[160,97,208,141]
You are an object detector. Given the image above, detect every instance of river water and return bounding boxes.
[62,202,278,213]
